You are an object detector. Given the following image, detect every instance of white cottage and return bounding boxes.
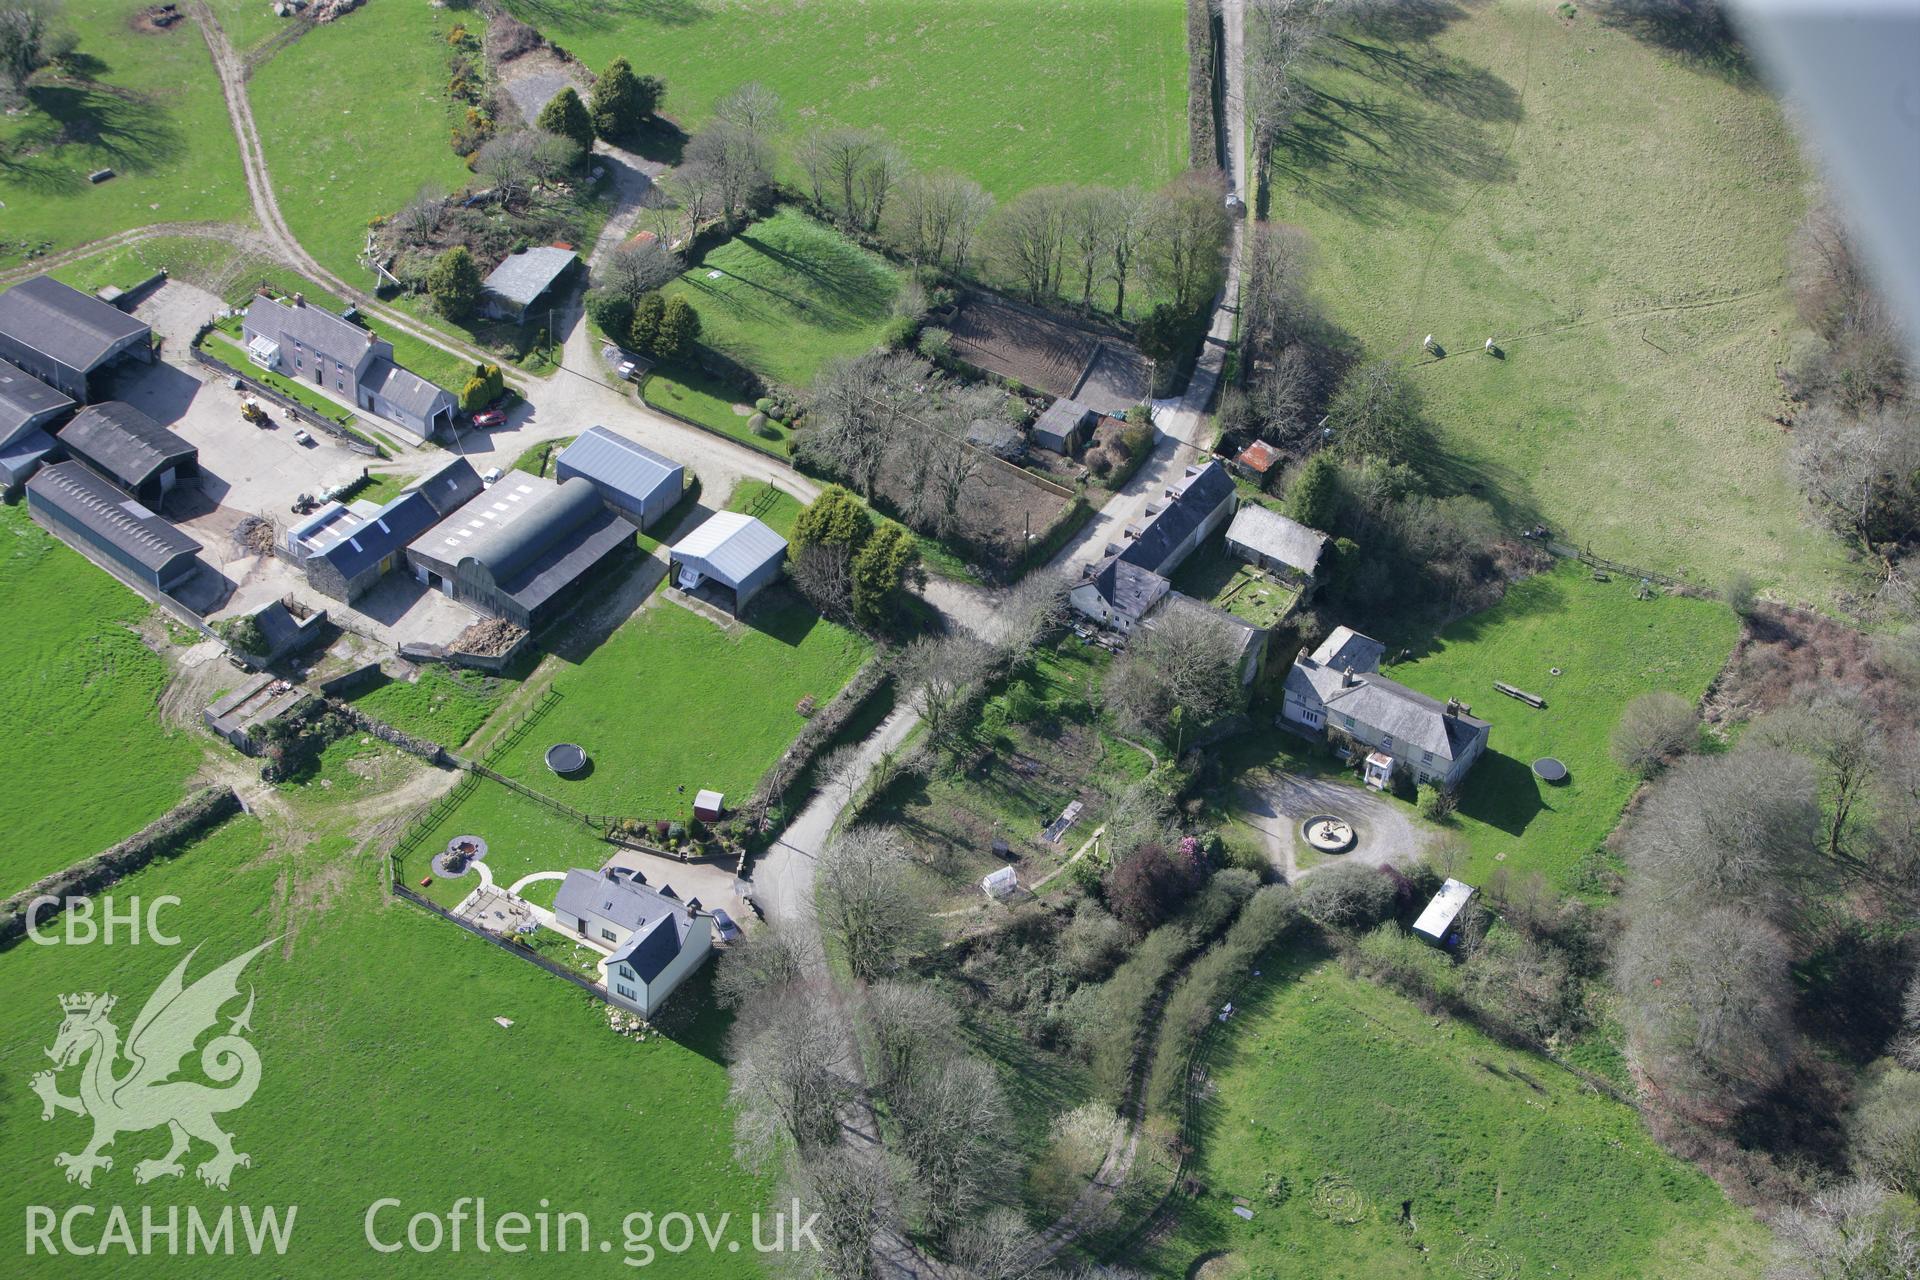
[551,867,713,1018]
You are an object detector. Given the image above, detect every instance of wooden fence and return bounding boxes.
[389,878,612,1005]
[1545,540,1679,588]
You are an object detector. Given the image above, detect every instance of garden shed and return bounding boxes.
[667,511,787,617]
[1031,397,1095,455]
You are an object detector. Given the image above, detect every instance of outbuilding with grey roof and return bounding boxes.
[668,511,787,616]
[57,401,199,506]
[481,246,578,324]
[0,275,152,403]
[554,426,685,528]
[26,460,204,595]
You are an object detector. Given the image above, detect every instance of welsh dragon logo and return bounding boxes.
[31,941,271,1190]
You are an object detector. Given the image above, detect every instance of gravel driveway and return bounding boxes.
[1233,767,1435,881]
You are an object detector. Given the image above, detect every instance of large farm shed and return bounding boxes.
[299,458,483,603]
[554,426,685,529]
[0,356,78,488]
[27,460,203,595]
[667,511,786,617]
[0,275,152,403]
[407,473,636,627]
[58,401,199,507]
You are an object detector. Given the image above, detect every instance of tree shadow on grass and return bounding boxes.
[14,82,185,175]
[731,231,897,320]
[1593,0,1757,87]
[741,592,822,648]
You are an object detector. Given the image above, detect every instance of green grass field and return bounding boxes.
[1171,537,1301,629]
[642,367,789,454]
[247,0,475,283]
[724,480,804,539]
[489,595,870,822]
[1386,561,1738,889]
[666,209,904,390]
[347,665,525,752]
[0,0,249,269]
[1152,941,1766,1279]
[1266,2,1851,606]
[499,0,1185,197]
[404,775,615,911]
[0,504,202,897]
[0,814,768,1275]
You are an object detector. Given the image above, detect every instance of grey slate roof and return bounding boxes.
[360,357,450,417]
[489,504,634,617]
[555,426,682,506]
[670,511,787,588]
[0,427,57,483]
[1086,555,1171,623]
[59,401,195,489]
[1225,504,1326,576]
[1284,625,1487,764]
[1119,459,1234,574]
[482,246,577,309]
[316,490,441,580]
[0,357,76,444]
[27,460,202,572]
[247,294,379,367]
[554,867,693,982]
[404,456,484,518]
[0,276,149,372]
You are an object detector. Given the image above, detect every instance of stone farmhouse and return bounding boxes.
[1281,626,1490,791]
[242,294,456,442]
[1071,459,1267,684]
[552,867,713,1019]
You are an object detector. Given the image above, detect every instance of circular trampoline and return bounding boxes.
[1301,816,1357,855]
[1533,757,1569,784]
[545,743,588,775]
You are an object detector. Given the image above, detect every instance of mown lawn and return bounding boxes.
[0,813,768,1275]
[0,504,202,897]
[247,0,475,283]
[641,367,787,455]
[403,775,614,911]
[1386,561,1738,889]
[666,209,904,390]
[724,480,804,539]
[0,0,249,269]
[346,664,525,752]
[489,595,871,823]
[496,0,1185,197]
[1151,942,1767,1280]
[1264,2,1851,606]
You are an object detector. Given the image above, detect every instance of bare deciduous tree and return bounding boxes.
[1749,691,1882,860]
[948,1207,1050,1280]
[800,351,929,496]
[1103,188,1154,319]
[785,1148,891,1280]
[895,634,996,755]
[991,186,1073,302]
[393,186,447,246]
[1147,170,1232,311]
[598,238,682,303]
[1766,1179,1920,1280]
[1787,402,1920,550]
[799,127,903,232]
[1609,691,1699,778]
[995,571,1071,663]
[892,1054,1016,1234]
[1849,1065,1920,1195]
[1241,221,1313,357]
[727,983,850,1163]
[475,131,542,206]
[713,921,816,1009]
[1104,602,1247,746]
[890,170,994,272]
[814,827,926,981]
[862,981,961,1107]
[684,121,773,227]
[1615,904,1794,1120]
[1619,747,1822,922]
[1064,186,1118,309]
[714,81,783,140]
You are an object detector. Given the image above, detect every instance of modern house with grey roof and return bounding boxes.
[1032,397,1096,455]
[554,425,684,528]
[406,471,636,628]
[480,246,578,324]
[26,460,204,596]
[0,275,153,403]
[551,866,714,1018]
[0,356,77,492]
[1281,625,1491,791]
[241,293,456,442]
[57,401,198,506]
[1224,504,1327,589]
[667,511,787,616]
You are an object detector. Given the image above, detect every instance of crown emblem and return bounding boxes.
[58,992,114,1017]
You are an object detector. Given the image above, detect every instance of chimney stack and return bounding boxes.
[292,292,305,308]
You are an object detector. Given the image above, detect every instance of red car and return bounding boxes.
[471,409,507,428]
